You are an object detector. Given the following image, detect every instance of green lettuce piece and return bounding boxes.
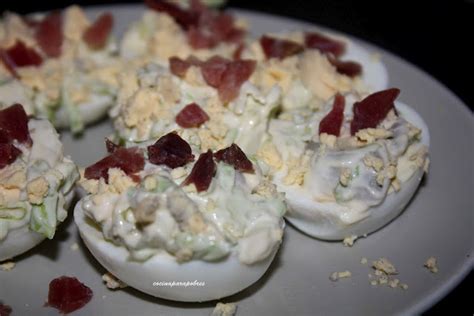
[29,194,59,239]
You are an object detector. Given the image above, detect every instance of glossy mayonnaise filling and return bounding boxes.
[79,160,286,264]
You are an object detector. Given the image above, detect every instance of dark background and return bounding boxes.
[1,0,472,314]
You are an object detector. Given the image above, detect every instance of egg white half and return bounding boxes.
[74,202,279,302]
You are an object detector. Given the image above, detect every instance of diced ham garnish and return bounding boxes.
[145,0,200,30]
[214,143,254,173]
[176,103,210,128]
[169,57,192,77]
[0,103,32,145]
[46,276,93,315]
[233,43,245,60]
[105,138,121,153]
[304,31,346,58]
[187,11,244,49]
[319,93,345,136]
[34,11,63,58]
[182,150,216,192]
[0,303,12,316]
[84,147,145,182]
[83,12,113,50]
[350,88,400,135]
[146,0,244,49]
[170,55,255,103]
[147,132,194,168]
[0,41,43,77]
[328,56,362,78]
[201,56,230,88]
[218,59,256,103]
[0,143,22,169]
[260,35,304,60]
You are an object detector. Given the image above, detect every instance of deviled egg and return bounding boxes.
[0,104,79,261]
[0,6,120,133]
[75,135,285,301]
[244,31,388,113]
[258,89,429,239]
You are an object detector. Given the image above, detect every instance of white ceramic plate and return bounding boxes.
[0,5,472,315]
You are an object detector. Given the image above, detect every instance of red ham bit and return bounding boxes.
[214,143,254,173]
[35,11,63,58]
[169,56,202,77]
[201,56,230,88]
[182,150,216,192]
[147,132,194,168]
[145,0,200,30]
[319,93,345,136]
[260,35,304,60]
[0,41,43,77]
[0,303,12,316]
[83,12,113,50]
[0,143,21,169]
[176,103,210,128]
[233,43,245,60]
[0,103,32,145]
[46,276,93,315]
[350,88,400,135]
[304,31,346,58]
[188,11,244,49]
[146,0,243,49]
[169,56,192,77]
[328,56,362,77]
[105,138,121,153]
[84,147,145,182]
[218,59,256,103]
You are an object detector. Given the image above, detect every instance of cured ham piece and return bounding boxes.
[46,276,93,314]
[83,12,113,50]
[34,11,63,58]
[170,55,255,103]
[201,56,229,88]
[182,150,216,192]
[0,41,43,77]
[0,303,12,316]
[214,143,254,173]
[0,103,32,145]
[304,31,346,58]
[146,0,244,49]
[84,147,145,182]
[328,56,362,78]
[147,132,195,168]
[319,93,345,137]
[350,88,400,135]
[217,59,255,103]
[145,0,200,30]
[0,143,22,169]
[260,35,304,59]
[176,103,210,128]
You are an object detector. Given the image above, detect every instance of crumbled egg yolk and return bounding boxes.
[299,50,353,101]
[26,176,49,204]
[256,141,283,170]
